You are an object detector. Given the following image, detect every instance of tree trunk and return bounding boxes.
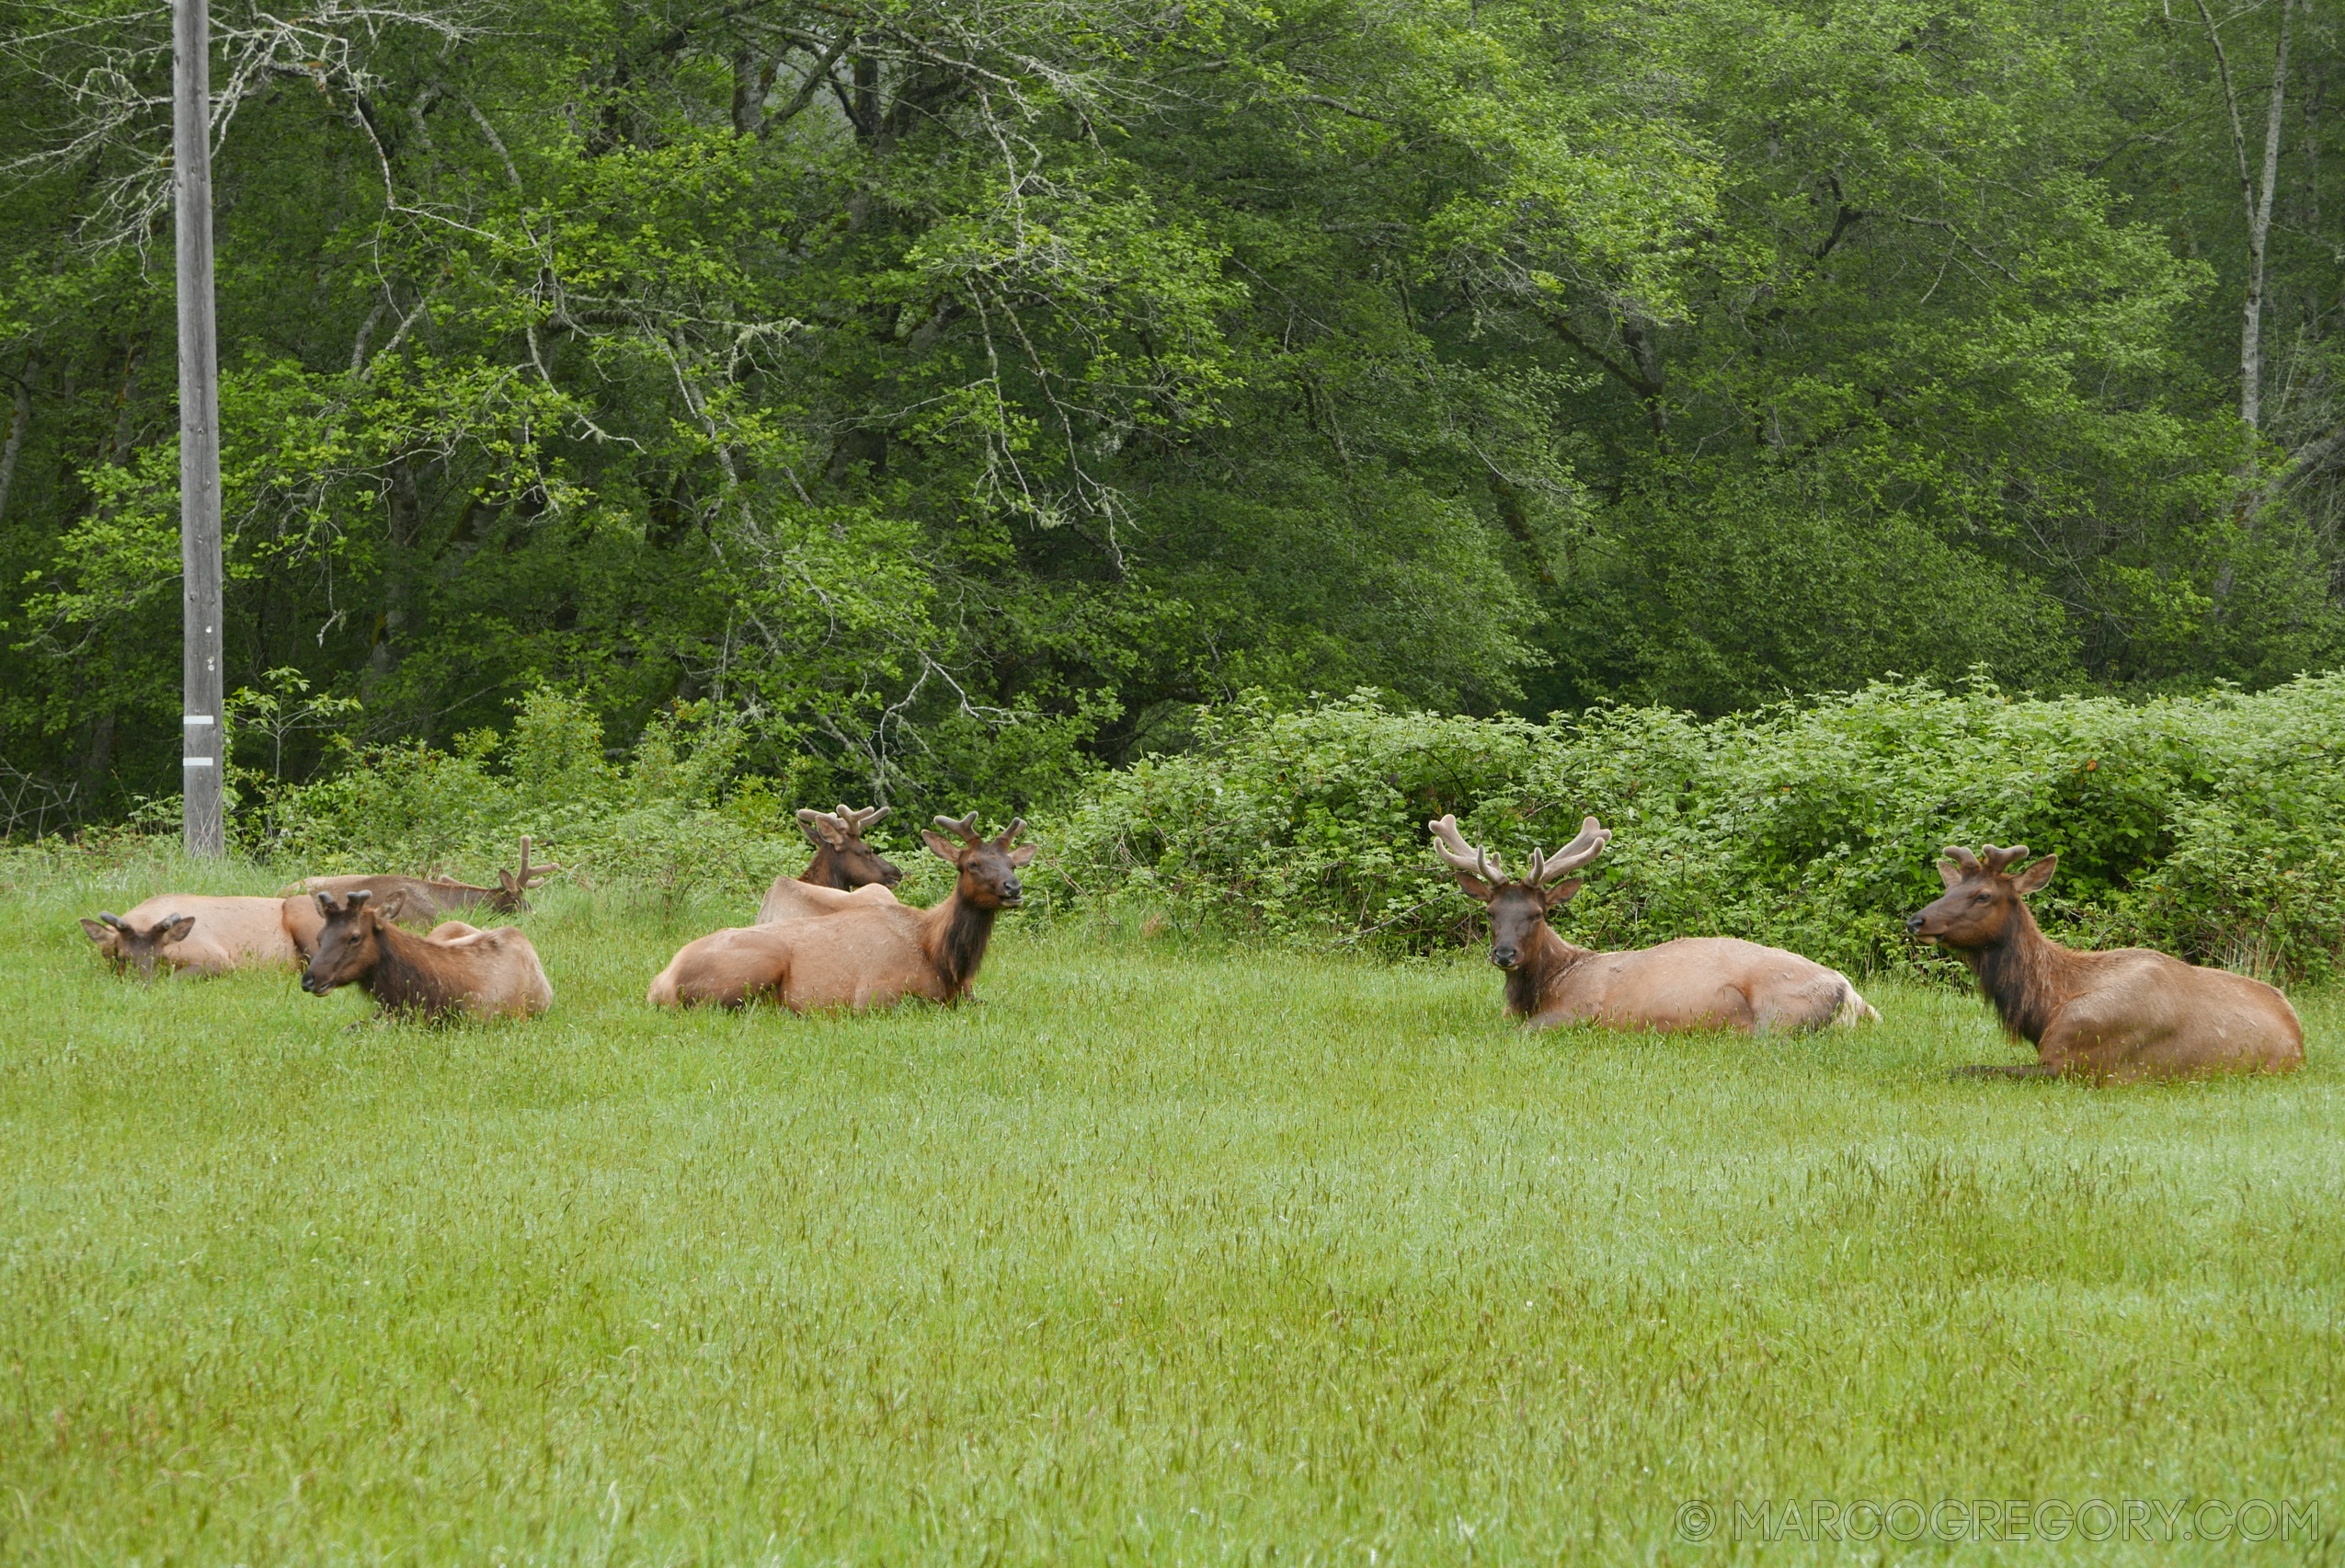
[2198,0,2293,433]
[0,358,34,527]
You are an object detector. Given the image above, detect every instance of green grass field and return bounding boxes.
[3,857,2340,1564]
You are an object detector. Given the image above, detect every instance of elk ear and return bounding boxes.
[796,808,845,848]
[160,914,198,944]
[1008,843,1037,867]
[79,917,114,943]
[1541,877,1584,909]
[1449,870,1494,902]
[1936,859,1965,889]
[921,830,964,864]
[2010,853,2058,896]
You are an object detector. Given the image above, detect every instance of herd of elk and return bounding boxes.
[1909,845,2302,1082]
[1429,815,1879,1034]
[74,795,2316,1084]
[651,815,1032,1011]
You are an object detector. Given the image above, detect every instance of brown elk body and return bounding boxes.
[1432,816,1878,1033]
[653,816,1031,1010]
[756,805,902,923]
[283,837,561,956]
[80,895,303,979]
[301,889,553,1021]
[1908,845,2302,1082]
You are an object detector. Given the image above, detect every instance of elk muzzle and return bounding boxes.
[1490,943,1521,970]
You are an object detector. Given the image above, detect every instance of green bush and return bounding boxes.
[255,690,807,909]
[1048,677,2345,980]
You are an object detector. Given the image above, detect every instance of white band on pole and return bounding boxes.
[183,715,215,725]
[183,757,215,767]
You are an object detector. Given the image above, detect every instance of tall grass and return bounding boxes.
[1,860,2339,1563]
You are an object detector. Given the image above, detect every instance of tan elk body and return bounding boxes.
[283,837,560,956]
[300,889,552,1021]
[1432,816,1878,1032]
[653,816,1032,1010]
[1909,845,2302,1082]
[80,895,303,979]
[758,805,903,922]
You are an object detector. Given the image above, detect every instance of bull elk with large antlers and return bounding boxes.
[1431,815,1878,1032]
[1908,845,2302,1082]
[283,836,562,956]
[757,804,902,923]
[299,889,553,1021]
[650,815,1033,1011]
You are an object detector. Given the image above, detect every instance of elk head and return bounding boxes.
[921,814,1035,909]
[1429,814,1610,970]
[796,803,903,888]
[1906,845,2057,949]
[487,835,563,914]
[79,910,198,979]
[302,889,382,995]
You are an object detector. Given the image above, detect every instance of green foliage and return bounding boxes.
[258,688,804,902]
[1053,678,2345,980]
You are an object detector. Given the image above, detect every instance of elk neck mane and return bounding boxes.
[363,919,467,1012]
[1954,900,2074,1045]
[1510,921,1594,1017]
[923,892,999,998]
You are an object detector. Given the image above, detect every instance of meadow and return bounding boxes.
[2,858,2339,1564]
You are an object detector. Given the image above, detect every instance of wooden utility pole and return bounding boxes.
[174,0,224,855]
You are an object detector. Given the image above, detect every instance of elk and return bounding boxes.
[80,896,303,979]
[1908,845,2302,1082]
[756,804,902,923]
[300,889,553,1021]
[1431,815,1878,1033]
[282,836,562,956]
[651,815,1032,1010]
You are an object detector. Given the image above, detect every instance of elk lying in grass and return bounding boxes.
[757,804,902,923]
[80,896,303,979]
[283,836,562,956]
[1908,845,2302,1082]
[651,815,1032,1011]
[300,889,553,1021]
[1431,815,1878,1033]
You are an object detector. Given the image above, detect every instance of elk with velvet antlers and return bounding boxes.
[1431,814,1877,1032]
[650,815,1033,1011]
[1908,844,2301,1082]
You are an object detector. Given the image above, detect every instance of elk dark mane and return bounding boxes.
[360,921,475,1016]
[932,897,999,998]
[1956,908,2071,1045]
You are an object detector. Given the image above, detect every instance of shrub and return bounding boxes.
[1049,677,2345,980]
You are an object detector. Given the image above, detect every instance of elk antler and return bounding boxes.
[97,910,126,931]
[1428,815,1508,885]
[796,807,848,843]
[496,835,565,900]
[1983,844,2030,875]
[839,803,890,835]
[933,813,983,849]
[1524,817,1610,886]
[993,817,1027,848]
[1940,846,1985,875]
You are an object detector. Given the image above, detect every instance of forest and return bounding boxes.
[1,0,2340,829]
